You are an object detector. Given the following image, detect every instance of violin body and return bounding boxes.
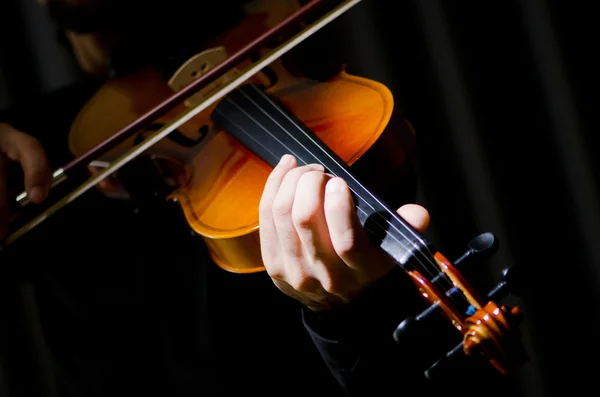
[68,0,417,273]
[171,66,415,273]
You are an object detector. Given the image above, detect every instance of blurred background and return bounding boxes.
[1,0,598,396]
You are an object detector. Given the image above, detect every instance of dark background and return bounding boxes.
[1,0,598,396]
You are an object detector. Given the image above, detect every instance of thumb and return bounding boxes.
[397,204,430,233]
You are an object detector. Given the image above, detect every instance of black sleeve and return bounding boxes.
[301,267,438,396]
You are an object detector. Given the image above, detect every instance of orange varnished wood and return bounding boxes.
[407,270,466,332]
[169,69,397,272]
[421,251,526,374]
[463,302,525,375]
[434,251,485,310]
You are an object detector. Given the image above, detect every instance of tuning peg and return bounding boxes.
[427,232,498,291]
[453,232,498,267]
[487,264,530,300]
[394,303,441,344]
[393,303,457,367]
[424,340,473,381]
[393,286,464,346]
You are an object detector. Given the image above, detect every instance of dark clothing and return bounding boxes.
[302,267,437,396]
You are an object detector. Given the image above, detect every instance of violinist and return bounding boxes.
[0,1,440,397]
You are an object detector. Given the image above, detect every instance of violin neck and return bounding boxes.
[211,83,434,269]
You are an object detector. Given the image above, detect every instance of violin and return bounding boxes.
[209,68,529,378]
[3,0,529,378]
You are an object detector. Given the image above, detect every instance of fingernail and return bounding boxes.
[308,163,324,171]
[326,177,345,193]
[29,186,44,202]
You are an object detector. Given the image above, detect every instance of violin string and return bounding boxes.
[215,86,463,301]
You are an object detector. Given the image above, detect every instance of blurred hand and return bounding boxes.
[259,154,430,311]
[0,123,52,238]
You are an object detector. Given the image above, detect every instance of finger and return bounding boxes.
[397,204,430,232]
[0,128,51,203]
[292,171,345,282]
[323,177,382,271]
[271,163,324,266]
[259,154,297,276]
[0,156,8,239]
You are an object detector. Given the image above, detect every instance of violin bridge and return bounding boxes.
[167,47,242,107]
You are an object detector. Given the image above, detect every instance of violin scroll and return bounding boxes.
[462,301,527,375]
[394,233,529,379]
